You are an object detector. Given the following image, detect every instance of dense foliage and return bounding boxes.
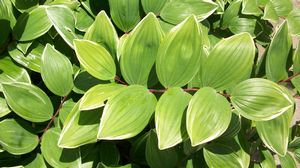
[1,0,300,167]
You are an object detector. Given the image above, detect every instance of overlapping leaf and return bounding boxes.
[287,9,300,36]
[41,127,81,167]
[187,87,232,146]
[141,0,167,14]
[120,13,164,86]
[41,44,73,96]
[201,33,255,91]
[0,119,39,155]
[84,11,118,59]
[74,39,116,80]
[13,6,52,41]
[160,0,218,24]
[108,0,141,32]
[266,21,292,82]
[2,82,53,122]
[79,83,125,111]
[156,15,202,88]
[231,78,293,121]
[155,87,191,150]
[98,85,156,140]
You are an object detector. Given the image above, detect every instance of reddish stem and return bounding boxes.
[114,76,128,85]
[42,95,69,134]
[279,72,300,83]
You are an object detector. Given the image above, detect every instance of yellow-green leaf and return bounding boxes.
[187,87,232,146]
[155,87,191,150]
[98,85,156,140]
[74,39,116,80]
[156,15,202,88]
[120,13,164,86]
[41,44,73,96]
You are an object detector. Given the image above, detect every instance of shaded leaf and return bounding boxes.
[260,150,276,168]
[141,0,167,14]
[99,141,120,166]
[262,2,279,23]
[146,130,178,168]
[256,107,293,156]
[155,87,191,149]
[10,0,38,12]
[3,82,53,122]
[242,0,263,16]
[266,21,292,82]
[187,87,232,146]
[0,119,39,155]
[231,78,293,121]
[0,97,10,117]
[108,0,141,32]
[156,15,202,88]
[120,13,164,86]
[279,152,297,168]
[23,154,47,168]
[98,85,156,140]
[75,7,94,32]
[74,39,116,81]
[41,127,81,167]
[41,44,73,96]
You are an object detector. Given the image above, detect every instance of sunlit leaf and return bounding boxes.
[155,87,191,149]
[98,85,156,140]
[231,78,293,121]
[156,15,202,88]
[187,87,232,146]
[141,0,167,14]
[120,13,164,86]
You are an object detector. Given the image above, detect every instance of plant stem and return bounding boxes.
[43,95,69,133]
[279,72,300,83]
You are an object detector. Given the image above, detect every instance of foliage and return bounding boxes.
[1,0,300,167]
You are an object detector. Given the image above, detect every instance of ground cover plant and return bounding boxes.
[1,0,300,167]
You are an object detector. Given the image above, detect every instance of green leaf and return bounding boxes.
[266,21,292,82]
[130,132,148,165]
[73,71,107,94]
[2,82,53,122]
[221,0,242,29]
[187,87,232,146]
[242,0,263,16]
[155,87,191,150]
[256,107,293,156]
[41,44,73,96]
[74,39,116,81]
[0,97,10,117]
[46,5,77,48]
[13,6,52,41]
[120,13,164,86]
[84,11,118,59]
[201,33,255,91]
[141,0,167,14]
[231,78,293,121]
[98,85,156,140]
[75,7,94,32]
[156,15,202,88]
[146,130,178,168]
[59,99,76,124]
[292,76,300,93]
[203,137,250,168]
[293,41,300,74]
[228,17,262,37]
[0,56,31,91]
[160,0,218,24]
[260,150,276,168]
[0,119,39,155]
[287,9,300,36]
[108,0,141,32]
[23,154,47,168]
[262,2,279,23]
[80,83,126,111]
[8,42,44,72]
[47,0,80,10]
[0,0,15,46]
[99,141,120,166]
[269,0,293,17]
[10,0,38,12]
[279,152,297,168]
[221,111,241,139]
[41,127,81,167]
[59,102,102,148]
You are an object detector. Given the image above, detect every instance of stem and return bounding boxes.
[43,95,69,133]
[114,76,128,85]
[279,72,300,83]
